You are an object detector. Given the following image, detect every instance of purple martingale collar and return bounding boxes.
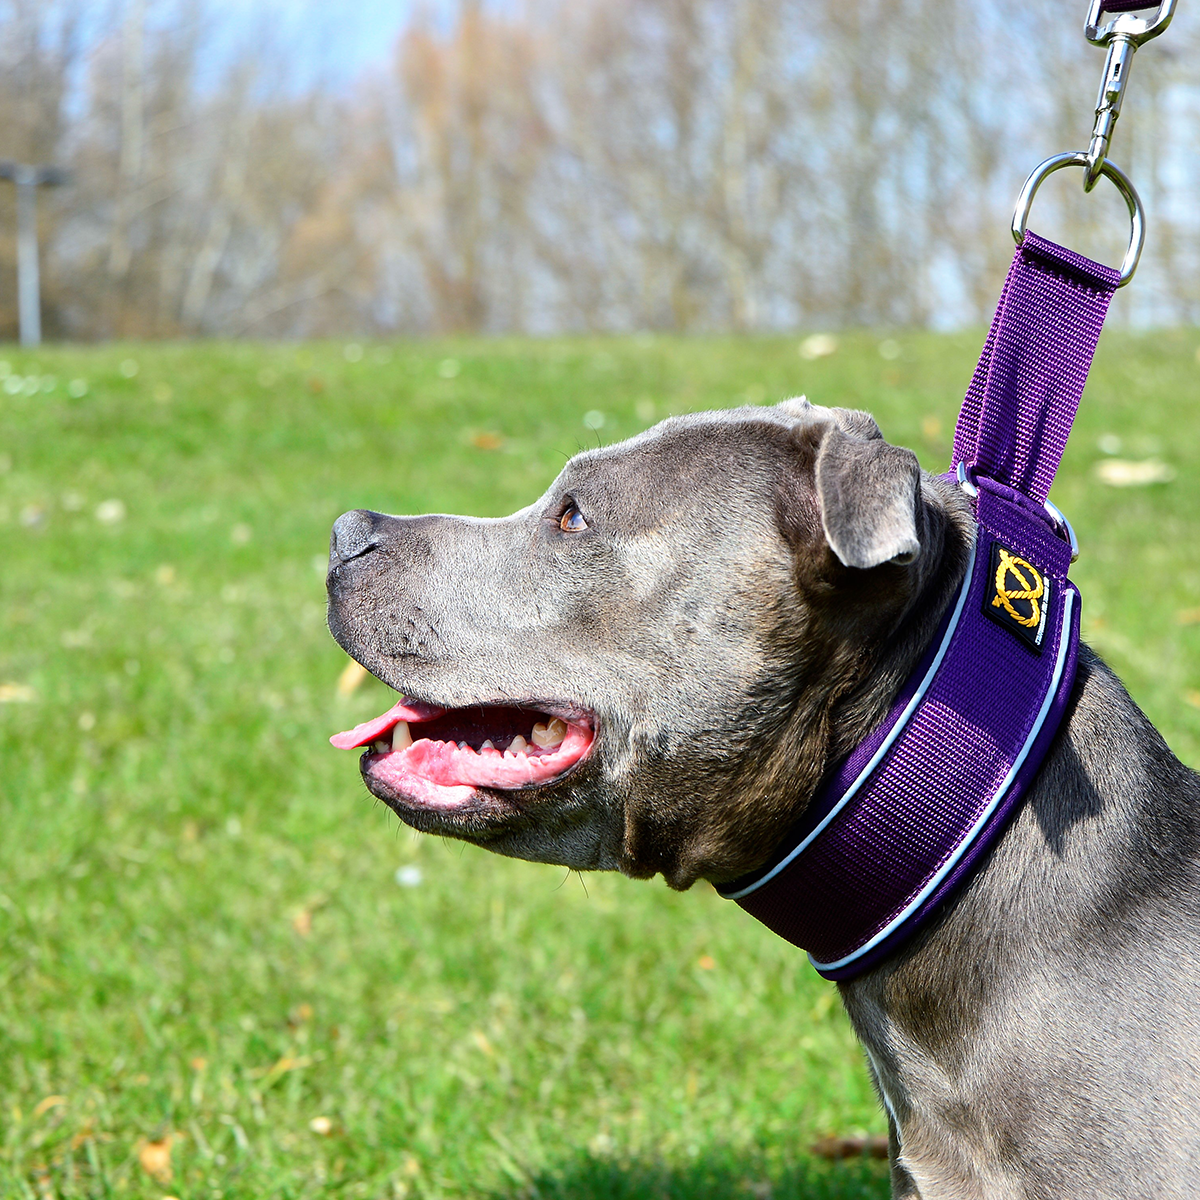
[718,232,1119,980]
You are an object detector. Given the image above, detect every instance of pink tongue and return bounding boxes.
[330,697,447,749]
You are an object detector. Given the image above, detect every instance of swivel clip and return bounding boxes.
[1081,0,1176,192]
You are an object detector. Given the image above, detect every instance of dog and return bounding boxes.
[326,397,1200,1199]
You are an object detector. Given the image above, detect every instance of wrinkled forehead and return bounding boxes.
[551,407,818,528]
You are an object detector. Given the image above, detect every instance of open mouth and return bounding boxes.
[330,694,595,810]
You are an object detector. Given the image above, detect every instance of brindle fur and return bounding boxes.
[327,398,1200,1199]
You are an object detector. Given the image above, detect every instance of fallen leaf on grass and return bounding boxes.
[70,1121,108,1150]
[1185,691,1200,709]
[337,660,369,695]
[1094,458,1175,487]
[697,955,716,970]
[289,1002,314,1027]
[739,1180,773,1200]
[471,431,504,451]
[1178,609,1200,626]
[799,334,838,360]
[189,1057,207,1071]
[33,1095,66,1117]
[256,1054,313,1085]
[70,1122,90,1149]
[471,1030,495,1057]
[31,1165,53,1200]
[587,1132,615,1155]
[309,1116,334,1136]
[138,1133,175,1182]
[291,894,328,937]
[95,498,126,524]
[0,683,35,703]
[810,1134,889,1159]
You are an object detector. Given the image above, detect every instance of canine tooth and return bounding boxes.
[508,735,528,755]
[481,739,495,750]
[391,721,413,752]
[531,718,567,749]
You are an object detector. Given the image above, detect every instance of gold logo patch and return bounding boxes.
[984,542,1050,650]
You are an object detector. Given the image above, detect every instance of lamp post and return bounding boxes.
[0,161,69,346]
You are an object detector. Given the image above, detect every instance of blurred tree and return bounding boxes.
[0,0,1195,339]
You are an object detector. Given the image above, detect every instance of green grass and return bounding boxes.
[2,332,1200,1199]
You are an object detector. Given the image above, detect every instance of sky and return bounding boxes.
[208,0,421,89]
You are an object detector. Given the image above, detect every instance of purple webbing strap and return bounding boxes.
[1099,0,1162,11]
[952,231,1119,504]
[721,233,1117,980]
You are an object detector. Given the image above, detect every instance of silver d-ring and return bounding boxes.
[1043,498,1081,564]
[1011,152,1145,287]
[956,461,979,498]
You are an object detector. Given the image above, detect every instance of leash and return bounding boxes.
[719,1,1175,981]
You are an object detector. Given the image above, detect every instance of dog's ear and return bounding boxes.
[815,425,922,569]
[775,394,811,420]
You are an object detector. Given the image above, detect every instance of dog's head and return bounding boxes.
[326,399,970,888]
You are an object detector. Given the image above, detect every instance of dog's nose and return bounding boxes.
[330,509,379,564]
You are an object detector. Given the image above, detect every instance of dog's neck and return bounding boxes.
[838,647,1200,1194]
[823,480,975,767]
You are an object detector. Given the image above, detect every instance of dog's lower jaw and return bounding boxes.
[457,803,627,873]
[360,756,627,872]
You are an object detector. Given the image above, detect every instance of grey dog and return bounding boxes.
[326,398,1200,1199]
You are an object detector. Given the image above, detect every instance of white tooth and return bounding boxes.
[391,721,413,752]
[480,739,495,751]
[373,739,388,754]
[458,741,469,751]
[531,718,567,749]
[508,735,528,755]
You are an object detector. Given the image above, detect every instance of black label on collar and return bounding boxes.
[983,541,1049,652]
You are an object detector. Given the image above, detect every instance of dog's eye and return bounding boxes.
[559,506,588,533]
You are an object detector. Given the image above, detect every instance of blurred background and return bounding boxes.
[4,0,1200,342]
[3,3,1200,1199]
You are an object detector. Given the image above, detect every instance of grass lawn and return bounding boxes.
[3,331,1200,1199]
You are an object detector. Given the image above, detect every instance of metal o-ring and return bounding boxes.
[1011,152,1145,287]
